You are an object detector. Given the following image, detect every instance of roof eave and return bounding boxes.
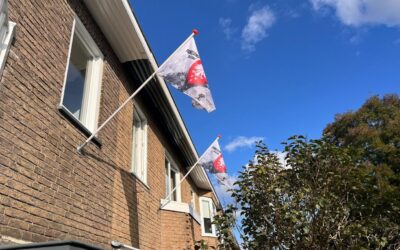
[83,0,220,202]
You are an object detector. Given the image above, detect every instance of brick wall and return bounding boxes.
[159,188,219,250]
[0,1,220,249]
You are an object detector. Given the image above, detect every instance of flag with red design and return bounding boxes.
[199,140,227,174]
[157,37,216,112]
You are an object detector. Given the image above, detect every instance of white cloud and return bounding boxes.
[214,174,237,194]
[310,0,400,27]
[224,136,264,153]
[271,151,291,169]
[219,17,236,40]
[241,6,276,53]
[271,151,286,166]
[250,151,290,169]
[212,173,238,206]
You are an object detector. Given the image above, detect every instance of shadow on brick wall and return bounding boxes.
[83,151,140,249]
[119,168,140,249]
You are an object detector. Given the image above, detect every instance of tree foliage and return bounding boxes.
[324,95,400,177]
[215,95,400,249]
[323,94,400,248]
[213,205,240,250]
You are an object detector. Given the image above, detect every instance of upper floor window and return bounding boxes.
[165,154,181,202]
[60,16,103,133]
[131,104,147,184]
[199,197,217,237]
[0,0,16,76]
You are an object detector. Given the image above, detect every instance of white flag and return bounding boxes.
[158,37,216,112]
[199,140,227,173]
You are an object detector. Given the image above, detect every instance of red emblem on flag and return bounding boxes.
[187,59,207,86]
[213,154,227,173]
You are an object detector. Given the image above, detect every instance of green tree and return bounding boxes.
[324,94,400,184]
[218,137,399,249]
[215,94,400,249]
[324,94,400,248]
[213,205,240,250]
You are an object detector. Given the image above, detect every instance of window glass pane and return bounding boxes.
[170,169,177,201]
[165,163,169,197]
[165,156,179,201]
[63,35,91,120]
[203,218,212,234]
[202,200,211,218]
[202,199,214,234]
[0,1,8,43]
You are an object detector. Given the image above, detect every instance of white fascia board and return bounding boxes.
[121,0,221,203]
[88,0,219,197]
[120,0,220,197]
[120,0,198,159]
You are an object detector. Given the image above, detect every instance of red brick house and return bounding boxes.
[0,0,223,249]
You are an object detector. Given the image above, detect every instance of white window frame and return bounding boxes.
[59,16,104,133]
[165,152,181,202]
[190,189,196,210]
[131,103,148,185]
[0,0,16,77]
[199,196,217,237]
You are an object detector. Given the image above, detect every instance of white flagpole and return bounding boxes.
[161,135,221,208]
[77,30,199,153]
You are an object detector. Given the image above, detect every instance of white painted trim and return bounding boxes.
[189,204,201,224]
[190,189,196,209]
[131,172,150,190]
[165,152,181,202]
[160,199,187,213]
[131,103,148,184]
[74,17,103,59]
[160,199,201,224]
[60,16,104,133]
[199,196,217,237]
[82,57,103,132]
[59,18,76,106]
[0,21,15,77]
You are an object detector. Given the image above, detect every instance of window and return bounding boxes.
[60,17,103,133]
[190,189,196,209]
[165,154,181,202]
[131,104,147,184]
[199,197,217,236]
[0,0,16,76]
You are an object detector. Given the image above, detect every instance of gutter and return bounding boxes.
[120,0,199,160]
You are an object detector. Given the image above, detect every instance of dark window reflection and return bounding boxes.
[63,35,91,121]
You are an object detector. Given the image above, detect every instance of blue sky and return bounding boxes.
[132,0,399,197]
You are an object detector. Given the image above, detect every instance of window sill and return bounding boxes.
[58,105,102,148]
[131,172,150,190]
[0,21,16,77]
[160,199,201,224]
[201,233,218,238]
